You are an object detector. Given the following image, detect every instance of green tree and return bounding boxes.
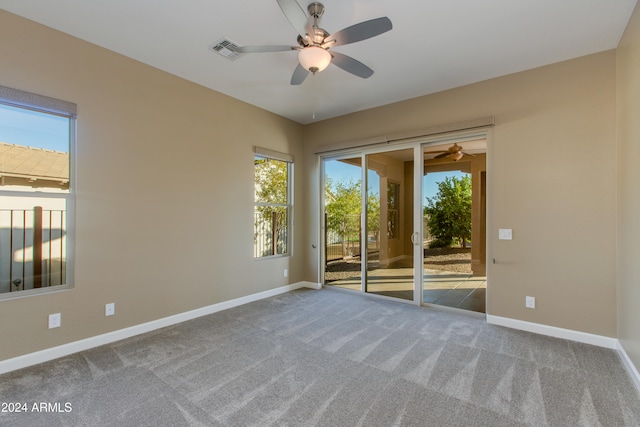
[366,191,380,246]
[425,175,472,248]
[325,179,362,238]
[254,158,287,205]
[324,178,380,246]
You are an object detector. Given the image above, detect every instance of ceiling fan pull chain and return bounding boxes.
[311,74,318,120]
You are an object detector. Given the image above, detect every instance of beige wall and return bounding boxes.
[0,10,304,360]
[303,50,618,337]
[617,3,640,371]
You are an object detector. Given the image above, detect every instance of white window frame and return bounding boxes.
[253,147,293,259]
[0,85,76,299]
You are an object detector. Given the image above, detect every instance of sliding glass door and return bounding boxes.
[323,157,363,291]
[321,133,487,313]
[364,150,415,301]
[421,139,487,313]
[322,148,417,302]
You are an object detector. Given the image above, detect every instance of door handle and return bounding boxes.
[411,232,418,245]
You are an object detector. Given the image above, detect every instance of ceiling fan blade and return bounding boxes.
[434,152,451,159]
[330,52,374,79]
[277,0,313,39]
[290,63,309,85]
[325,17,392,47]
[234,45,295,53]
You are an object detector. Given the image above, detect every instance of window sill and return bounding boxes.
[0,284,73,301]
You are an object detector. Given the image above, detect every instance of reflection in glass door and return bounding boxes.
[323,157,363,291]
[364,150,414,301]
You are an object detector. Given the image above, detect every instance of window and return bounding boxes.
[253,147,293,258]
[0,86,76,297]
[387,182,400,239]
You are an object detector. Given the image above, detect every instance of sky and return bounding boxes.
[0,103,69,152]
[324,159,360,185]
[423,170,468,200]
[324,158,468,201]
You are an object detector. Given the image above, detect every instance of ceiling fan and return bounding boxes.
[425,143,475,162]
[232,0,392,85]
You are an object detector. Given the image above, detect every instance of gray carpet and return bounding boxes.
[1,287,639,426]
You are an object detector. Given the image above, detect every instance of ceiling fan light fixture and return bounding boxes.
[298,46,331,73]
[451,152,464,161]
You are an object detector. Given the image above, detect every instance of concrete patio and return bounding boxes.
[327,267,487,314]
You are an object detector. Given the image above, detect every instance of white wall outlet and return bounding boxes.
[283,269,288,278]
[526,296,536,309]
[105,303,115,316]
[499,229,513,240]
[48,313,61,329]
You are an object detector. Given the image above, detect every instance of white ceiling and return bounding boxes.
[0,0,636,124]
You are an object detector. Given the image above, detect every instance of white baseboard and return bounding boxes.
[302,281,322,290]
[617,341,640,394]
[486,315,618,349]
[486,315,640,392]
[0,281,320,375]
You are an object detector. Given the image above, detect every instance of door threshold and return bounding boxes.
[324,284,416,305]
[420,302,486,319]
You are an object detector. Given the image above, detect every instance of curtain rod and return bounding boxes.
[314,116,494,154]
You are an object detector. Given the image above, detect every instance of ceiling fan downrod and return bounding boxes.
[307,2,324,25]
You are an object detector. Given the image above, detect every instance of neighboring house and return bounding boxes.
[0,142,67,293]
[0,141,69,190]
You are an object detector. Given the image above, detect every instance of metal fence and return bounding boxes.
[0,208,66,294]
[254,208,288,258]
[325,213,379,263]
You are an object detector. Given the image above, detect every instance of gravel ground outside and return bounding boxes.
[325,247,471,282]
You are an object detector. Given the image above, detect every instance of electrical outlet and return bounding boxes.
[526,296,536,309]
[105,303,115,316]
[48,313,61,329]
[499,229,513,240]
[284,269,288,278]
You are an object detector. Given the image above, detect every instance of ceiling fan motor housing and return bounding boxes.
[297,27,329,47]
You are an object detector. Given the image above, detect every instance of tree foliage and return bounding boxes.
[254,158,288,205]
[325,178,361,232]
[366,191,380,241]
[324,178,380,239]
[425,175,472,248]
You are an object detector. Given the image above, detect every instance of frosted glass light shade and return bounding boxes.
[298,46,331,73]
